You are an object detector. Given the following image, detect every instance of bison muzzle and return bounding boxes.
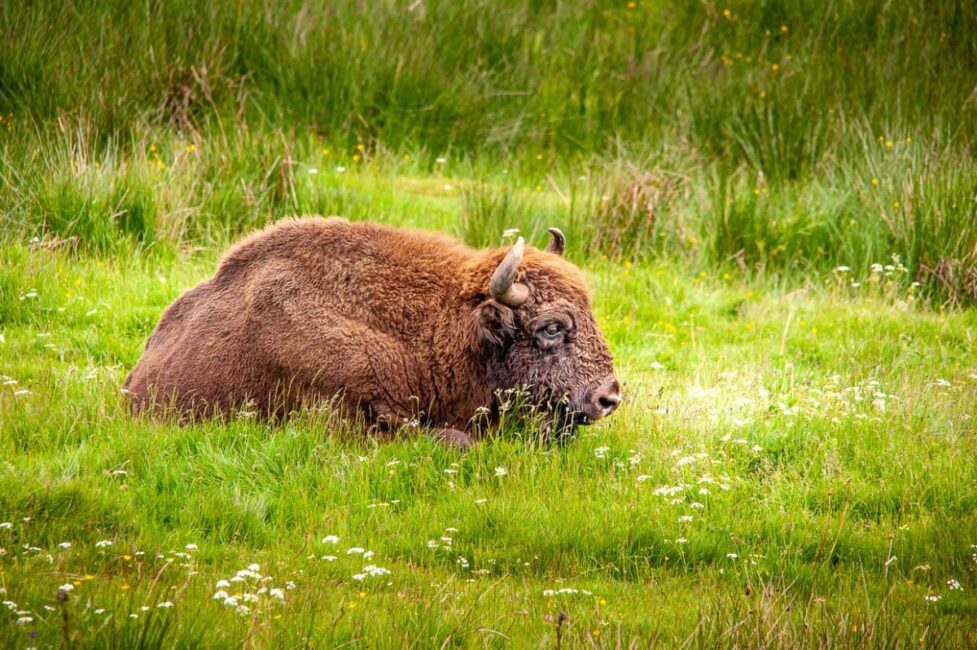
[125,218,621,446]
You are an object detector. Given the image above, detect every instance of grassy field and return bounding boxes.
[3,0,977,647]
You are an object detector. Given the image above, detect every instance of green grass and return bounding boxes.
[3,211,977,646]
[1,0,976,299]
[3,0,977,646]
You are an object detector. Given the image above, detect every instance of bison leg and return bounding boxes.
[435,428,473,449]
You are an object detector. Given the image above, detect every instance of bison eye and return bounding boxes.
[535,322,566,349]
[542,323,563,337]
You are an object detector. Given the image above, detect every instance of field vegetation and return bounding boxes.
[2,0,977,646]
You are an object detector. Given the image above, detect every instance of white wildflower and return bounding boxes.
[321,535,340,544]
[361,565,390,577]
[542,587,591,597]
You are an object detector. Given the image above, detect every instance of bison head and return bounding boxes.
[471,229,621,436]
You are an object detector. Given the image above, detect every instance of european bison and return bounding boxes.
[125,217,620,446]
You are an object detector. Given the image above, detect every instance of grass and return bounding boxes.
[1,1,977,298]
[3,0,977,646]
[3,188,977,646]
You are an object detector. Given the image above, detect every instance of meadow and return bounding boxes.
[2,0,977,647]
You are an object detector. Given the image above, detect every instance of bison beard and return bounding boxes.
[125,218,621,446]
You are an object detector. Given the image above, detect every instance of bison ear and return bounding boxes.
[472,300,516,352]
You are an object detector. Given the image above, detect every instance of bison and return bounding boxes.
[125,217,620,446]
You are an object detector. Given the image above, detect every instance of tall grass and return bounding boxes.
[1,0,976,301]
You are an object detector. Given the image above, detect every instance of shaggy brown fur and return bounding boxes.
[125,217,620,444]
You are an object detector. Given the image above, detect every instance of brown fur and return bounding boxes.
[125,217,618,438]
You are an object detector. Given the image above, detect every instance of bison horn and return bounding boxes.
[545,227,565,256]
[490,237,530,307]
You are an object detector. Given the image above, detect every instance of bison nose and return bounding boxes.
[583,378,622,421]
